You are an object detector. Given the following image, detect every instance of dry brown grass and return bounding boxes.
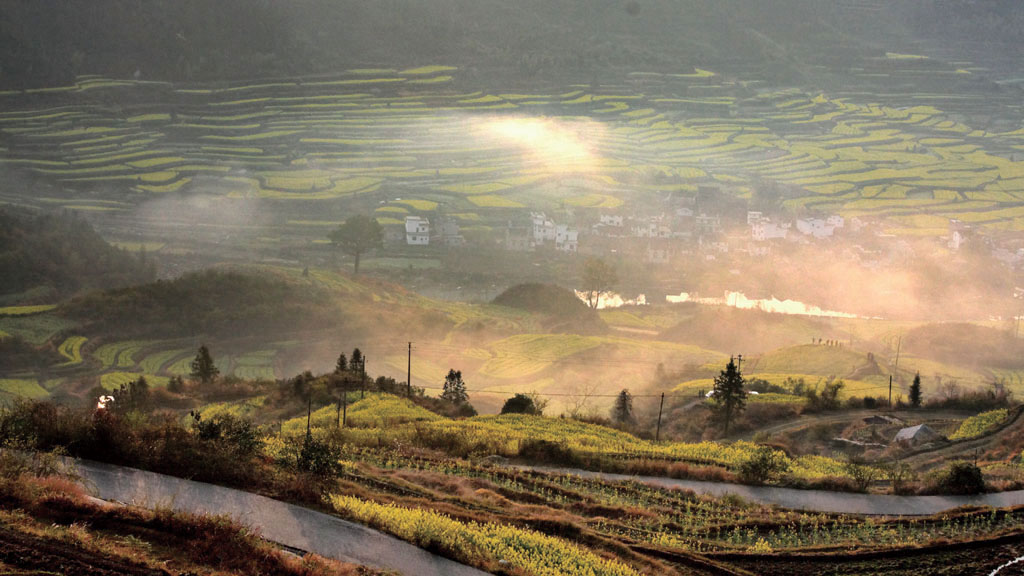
[0,472,381,576]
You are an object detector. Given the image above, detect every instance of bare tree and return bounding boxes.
[565,381,600,418]
[581,257,617,309]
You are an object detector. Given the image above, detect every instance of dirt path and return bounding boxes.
[735,409,973,441]
[515,464,1024,516]
[72,459,489,576]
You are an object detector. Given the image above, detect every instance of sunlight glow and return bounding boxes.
[475,116,601,172]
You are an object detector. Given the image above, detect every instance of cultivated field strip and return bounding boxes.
[0,60,1022,237]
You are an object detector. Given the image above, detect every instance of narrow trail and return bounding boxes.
[514,464,1024,516]
[71,459,490,576]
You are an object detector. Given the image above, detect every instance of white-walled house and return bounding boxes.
[405,216,430,245]
[796,216,843,239]
[751,220,789,241]
[555,224,578,253]
[531,212,557,243]
[599,214,624,227]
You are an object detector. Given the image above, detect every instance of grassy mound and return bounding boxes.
[61,269,340,339]
[493,283,605,334]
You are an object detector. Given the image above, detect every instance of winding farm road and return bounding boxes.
[517,465,1024,516]
[72,459,489,576]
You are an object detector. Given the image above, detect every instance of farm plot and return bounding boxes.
[2,65,1024,240]
[99,371,169,390]
[0,378,49,400]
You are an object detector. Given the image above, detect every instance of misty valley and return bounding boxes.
[4,1,1024,575]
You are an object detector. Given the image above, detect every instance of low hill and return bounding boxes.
[659,304,836,355]
[60,269,340,339]
[754,344,881,379]
[0,209,156,305]
[492,283,606,334]
[903,323,1024,370]
[0,1,979,89]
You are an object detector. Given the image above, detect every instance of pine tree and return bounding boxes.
[441,369,468,404]
[335,353,348,374]
[190,344,219,386]
[909,372,922,408]
[350,348,364,375]
[611,389,634,426]
[710,357,747,434]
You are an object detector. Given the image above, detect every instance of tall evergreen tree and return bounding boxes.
[611,389,634,426]
[909,372,923,408]
[350,348,364,374]
[710,357,747,434]
[190,344,219,385]
[441,369,468,404]
[334,353,348,374]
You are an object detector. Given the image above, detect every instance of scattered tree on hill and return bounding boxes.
[611,389,634,426]
[190,344,219,386]
[710,357,747,434]
[909,372,922,407]
[328,215,383,275]
[501,393,542,415]
[334,353,348,374]
[167,375,185,394]
[110,376,151,414]
[441,369,468,404]
[350,348,364,374]
[581,257,618,309]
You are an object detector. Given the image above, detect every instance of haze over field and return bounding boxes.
[6,4,1024,574]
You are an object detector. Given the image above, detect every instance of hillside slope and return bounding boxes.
[0,0,977,88]
[0,209,155,305]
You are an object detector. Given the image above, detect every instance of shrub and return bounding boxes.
[738,446,790,484]
[190,412,262,457]
[931,462,986,495]
[500,393,541,415]
[519,439,575,464]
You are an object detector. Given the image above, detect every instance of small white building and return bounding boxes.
[751,220,790,241]
[632,219,673,239]
[796,216,842,239]
[531,212,556,243]
[599,214,624,227]
[405,216,430,245]
[893,424,941,446]
[555,225,578,253]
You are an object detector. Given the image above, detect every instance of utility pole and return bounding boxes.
[342,377,348,428]
[407,342,412,397]
[655,392,665,442]
[737,354,743,372]
[361,357,366,399]
[890,336,902,409]
[305,395,312,436]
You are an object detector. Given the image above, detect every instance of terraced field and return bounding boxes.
[1,60,1022,240]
